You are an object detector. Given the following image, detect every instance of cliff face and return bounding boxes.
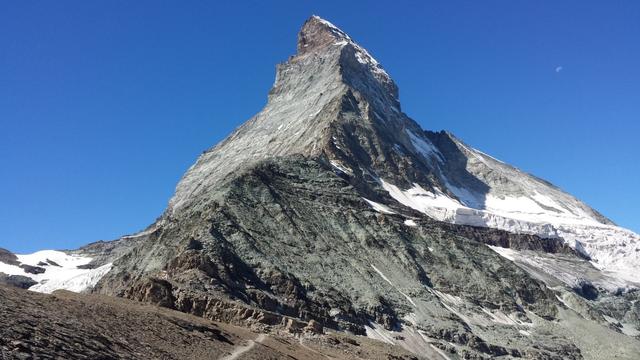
[6,15,637,359]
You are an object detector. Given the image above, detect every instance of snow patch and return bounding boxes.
[431,289,464,306]
[364,323,396,345]
[480,308,532,327]
[363,198,396,214]
[381,180,463,218]
[330,160,352,175]
[371,265,416,307]
[488,245,637,292]
[0,250,112,293]
[406,130,444,163]
[393,143,405,155]
[381,177,640,283]
[364,320,453,359]
[404,219,417,227]
[487,245,517,261]
[30,263,113,293]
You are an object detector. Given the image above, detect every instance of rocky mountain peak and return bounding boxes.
[293,16,399,108]
[297,15,351,55]
[167,16,405,213]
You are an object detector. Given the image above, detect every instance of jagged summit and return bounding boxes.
[297,15,351,54]
[168,15,404,213]
[294,16,398,106]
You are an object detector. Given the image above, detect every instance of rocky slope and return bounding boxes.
[2,15,639,359]
[0,284,417,360]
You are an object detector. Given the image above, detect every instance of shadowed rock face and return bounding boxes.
[62,15,640,359]
[0,248,19,266]
[0,274,37,289]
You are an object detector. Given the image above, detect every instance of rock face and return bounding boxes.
[0,273,37,289]
[6,15,640,359]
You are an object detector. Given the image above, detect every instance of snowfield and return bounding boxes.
[0,250,112,293]
[377,130,640,284]
[382,176,640,284]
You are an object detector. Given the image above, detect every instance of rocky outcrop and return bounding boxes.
[19,264,46,275]
[0,248,19,266]
[0,274,37,289]
[0,284,418,360]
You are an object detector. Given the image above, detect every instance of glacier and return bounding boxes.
[0,249,112,293]
[378,130,640,284]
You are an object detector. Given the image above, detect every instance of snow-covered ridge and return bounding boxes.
[486,245,637,293]
[0,250,111,293]
[375,130,640,284]
[407,129,444,164]
[379,179,640,284]
[363,198,396,214]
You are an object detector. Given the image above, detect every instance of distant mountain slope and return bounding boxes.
[0,248,111,293]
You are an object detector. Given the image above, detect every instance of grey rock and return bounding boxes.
[0,273,37,289]
[19,265,46,275]
[0,248,19,266]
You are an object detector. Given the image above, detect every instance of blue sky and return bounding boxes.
[1,1,639,253]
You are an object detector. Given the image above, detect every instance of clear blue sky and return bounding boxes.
[1,1,639,253]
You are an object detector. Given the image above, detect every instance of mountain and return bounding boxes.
[2,15,639,359]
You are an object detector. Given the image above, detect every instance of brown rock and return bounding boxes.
[304,319,323,334]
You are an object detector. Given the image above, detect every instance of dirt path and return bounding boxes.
[298,337,334,359]
[221,333,266,360]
